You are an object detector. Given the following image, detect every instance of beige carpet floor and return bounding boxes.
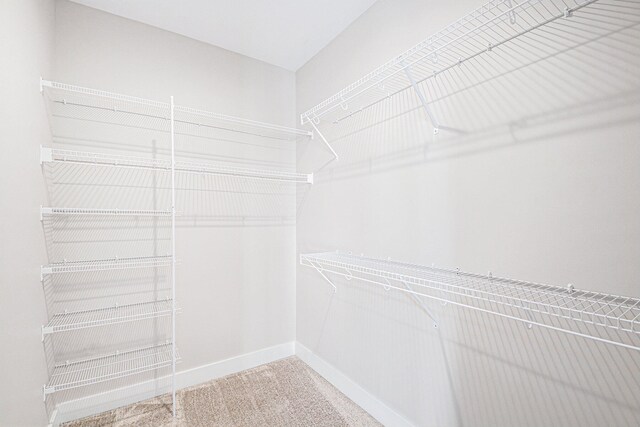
[63,356,382,427]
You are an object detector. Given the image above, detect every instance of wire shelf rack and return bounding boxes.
[41,255,172,279]
[42,79,311,141]
[300,0,637,128]
[42,299,178,337]
[301,251,640,351]
[41,207,172,218]
[43,343,180,398]
[41,146,313,184]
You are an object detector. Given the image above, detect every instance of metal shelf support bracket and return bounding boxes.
[402,280,439,328]
[40,146,52,165]
[309,120,339,161]
[308,260,337,293]
[403,64,441,134]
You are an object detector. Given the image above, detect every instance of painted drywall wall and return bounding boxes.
[0,1,55,426]
[3,0,299,422]
[296,0,640,426]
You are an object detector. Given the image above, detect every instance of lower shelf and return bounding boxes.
[44,343,179,398]
[41,255,173,279]
[301,251,640,351]
[42,299,177,338]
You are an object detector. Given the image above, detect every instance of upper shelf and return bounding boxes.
[41,207,172,218]
[41,79,311,141]
[41,255,172,279]
[300,0,636,129]
[44,342,179,397]
[41,146,312,184]
[301,251,640,351]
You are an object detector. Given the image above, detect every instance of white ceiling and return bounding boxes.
[69,0,378,71]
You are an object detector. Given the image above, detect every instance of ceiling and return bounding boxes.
[69,0,378,71]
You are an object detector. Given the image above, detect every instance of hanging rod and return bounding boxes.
[300,251,640,352]
[43,342,179,399]
[40,146,313,184]
[41,79,312,140]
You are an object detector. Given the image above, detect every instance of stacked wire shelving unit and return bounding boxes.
[39,78,313,419]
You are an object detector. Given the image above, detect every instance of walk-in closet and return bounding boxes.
[1,0,639,426]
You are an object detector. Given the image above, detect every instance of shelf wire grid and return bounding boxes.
[41,207,172,217]
[42,299,177,335]
[42,79,310,141]
[41,255,173,276]
[42,146,312,184]
[301,252,640,350]
[300,0,638,126]
[45,343,179,395]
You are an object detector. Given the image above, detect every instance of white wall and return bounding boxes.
[0,1,55,426]
[6,0,299,423]
[52,0,297,367]
[296,0,640,426]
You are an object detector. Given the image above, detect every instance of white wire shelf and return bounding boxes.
[40,146,313,184]
[42,299,177,338]
[41,79,311,141]
[301,251,640,351]
[174,104,312,140]
[40,206,172,219]
[43,343,179,398]
[41,255,172,279]
[300,0,630,127]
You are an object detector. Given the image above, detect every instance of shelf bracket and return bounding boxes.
[43,385,55,401]
[403,64,441,135]
[402,281,439,328]
[40,146,53,165]
[522,303,534,329]
[41,325,53,341]
[40,265,51,282]
[308,260,337,293]
[309,120,339,161]
[40,206,53,221]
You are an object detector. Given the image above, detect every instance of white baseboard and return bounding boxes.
[52,341,295,426]
[53,341,411,427]
[295,342,414,427]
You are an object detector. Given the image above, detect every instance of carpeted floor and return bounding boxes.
[63,356,382,426]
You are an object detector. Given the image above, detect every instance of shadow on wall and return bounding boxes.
[299,268,640,426]
[296,1,640,426]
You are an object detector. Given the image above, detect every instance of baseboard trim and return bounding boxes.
[53,341,411,427]
[295,342,414,427]
[52,341,295,426]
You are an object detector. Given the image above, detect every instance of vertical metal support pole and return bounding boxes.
[170,96,177,418]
